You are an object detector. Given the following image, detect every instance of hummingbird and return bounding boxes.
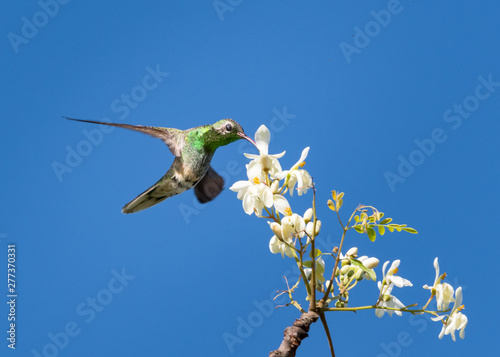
[65,117,257,214]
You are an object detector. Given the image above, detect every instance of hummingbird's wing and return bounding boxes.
[193,166,225,203]
[122,157,197,213]
[64,117,184,156]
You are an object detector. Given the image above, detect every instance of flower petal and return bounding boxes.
[273,195,290,215]
[229,181,252,192]
[259,185,274,207]
[254,125,270,154]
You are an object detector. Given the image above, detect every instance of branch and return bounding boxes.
[269,311,320,357]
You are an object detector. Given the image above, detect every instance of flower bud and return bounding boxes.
[305,222,314,237]
[355,267,365,281]
[270,180,279,193]
[346,267,355,278]
[303,208,313,223]
[269,222,282,239]
[340,265,350,275]
[345,247,358,257]
[314,220,321,235]
[363,257,379,269]
[335,300,344,308]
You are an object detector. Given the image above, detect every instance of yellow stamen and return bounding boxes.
[285,207,293,216]
[299,161,306,167]
[253,177,260,184]
[458,305,465,311]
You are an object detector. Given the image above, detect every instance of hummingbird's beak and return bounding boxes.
[238,132,257,148]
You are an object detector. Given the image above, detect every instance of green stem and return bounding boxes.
[421,292,436,310]
[295,253,312,297]
[309,183,317,311]
[319,206,362,307]
[322,305,445,316]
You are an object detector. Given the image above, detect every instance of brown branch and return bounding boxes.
[269,311,320,357]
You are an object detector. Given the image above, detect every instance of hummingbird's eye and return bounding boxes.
[225,123,233,132]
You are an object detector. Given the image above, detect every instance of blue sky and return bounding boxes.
[2,1,499,356]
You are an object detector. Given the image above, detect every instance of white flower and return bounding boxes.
[244,125,284,176]
[274,147,312,196]
[305,220,321,237]
[376,260,412,317]
[229,181,266,216]
[382,260,413,288]
[435,283,455,311]
[268,214,306,258]
[375,282,406,317]
[230,161,290,217]
[280,214,306,239]
[269,235,295,258]
[432,287,468,341]
[423,257,455,311]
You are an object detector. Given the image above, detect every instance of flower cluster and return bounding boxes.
[425,258,468,341]
[328,247,380,308]
[376,260,413,317]
[230,124,467,343]
[230,125,313,258]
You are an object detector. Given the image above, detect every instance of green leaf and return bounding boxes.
[310,249,322,258]
[303,261,312,268]
[378,225,385,235]
[354,225,364,233]
[354,215,359,222]
[350,259,377,281]
[387,225,394,232]
[336,198,343,211]
[380,218,393,224]
[327,199,336,211]
[316,263,325,274]
[367,269,376,281]
[367,227,376,242]
[403,227,418,234]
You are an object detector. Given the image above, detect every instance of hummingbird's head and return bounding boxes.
[211,119,257,149]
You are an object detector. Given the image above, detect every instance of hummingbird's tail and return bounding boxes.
[122,184,170,214]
